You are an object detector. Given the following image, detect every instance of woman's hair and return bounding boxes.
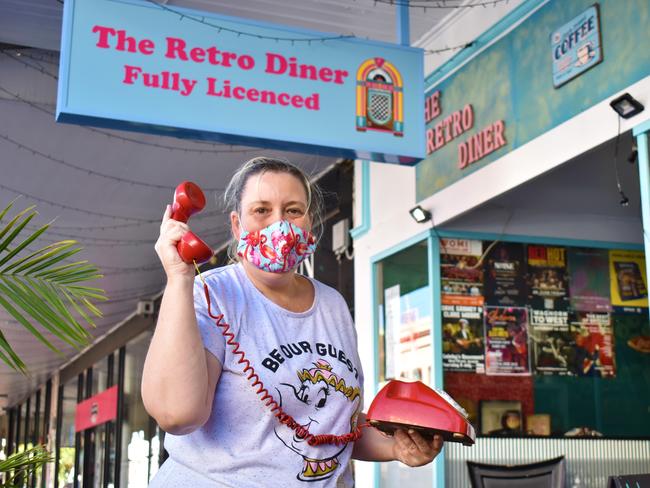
[223,156,325,261]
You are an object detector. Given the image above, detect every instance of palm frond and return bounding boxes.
[0,445,53,488]
[0,200,108,373]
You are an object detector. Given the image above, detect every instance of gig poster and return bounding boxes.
[484,242,526,307]
[530,308,572,376]
[569,312,616,378]
[568,248,612,313]
[527,245,569,311]
[440,239,484,307]
[609,250,648,310]
[484,306,531,376]
[442,304,485,373]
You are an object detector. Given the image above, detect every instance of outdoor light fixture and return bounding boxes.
[619,192,630,207]
[610,93,645,119]
[409,205,432,224]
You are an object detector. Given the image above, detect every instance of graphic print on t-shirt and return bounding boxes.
[274,359,361,482]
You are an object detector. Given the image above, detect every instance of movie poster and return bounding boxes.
[527,245,569,311]
[484,242,526,306]
[442,304,485,373]
[569,312,616,377]
[568,248,612,312]
[440,239,484,307]
[484,306,530,376]
[609,250,648,311]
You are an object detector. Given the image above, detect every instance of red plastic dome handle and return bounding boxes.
[171,182,213,264]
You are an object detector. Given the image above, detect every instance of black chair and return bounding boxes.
[608,473,650,487]
[467,456,566,488]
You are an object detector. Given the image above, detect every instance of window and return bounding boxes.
[375,240,433,486]
[440,238,650,439]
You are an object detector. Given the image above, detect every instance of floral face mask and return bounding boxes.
[237,219,316,273]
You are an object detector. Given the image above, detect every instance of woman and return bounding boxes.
[142,157,443,487]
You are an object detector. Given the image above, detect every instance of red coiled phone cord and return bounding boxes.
[197,269,365,447]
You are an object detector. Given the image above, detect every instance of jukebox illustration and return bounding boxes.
[356,57,404,136]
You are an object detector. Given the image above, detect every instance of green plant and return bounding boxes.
[0,198,107,372]
[0,445,53,488]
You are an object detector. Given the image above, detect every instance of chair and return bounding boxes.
[608,473,650,487]
[467,456,566,488]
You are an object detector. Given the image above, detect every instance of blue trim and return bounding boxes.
[424,0,548,90]
[432,229,644,251]
[397,2,410,47]
[427,233,445,487]
[370,230,431,264]
[371,252,381,488]
[56,0,75,116]
[350,160,372,239]
[633,119,650,137]
[636,132,650,321]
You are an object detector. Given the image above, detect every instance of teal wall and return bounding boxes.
[417,0,650,201]
[534,313,650,437]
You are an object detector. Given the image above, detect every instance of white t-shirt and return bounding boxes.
[149,263,364,488]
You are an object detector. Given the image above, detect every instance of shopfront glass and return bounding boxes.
[58,376,80,488]
[375,239,433,486]
[121,330,158,488]
[439,238,650,439]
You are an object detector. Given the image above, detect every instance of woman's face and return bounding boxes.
[232,170,311,237]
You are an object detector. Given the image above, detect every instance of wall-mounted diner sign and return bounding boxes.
[57,0,424,163]
[425,90,507,171]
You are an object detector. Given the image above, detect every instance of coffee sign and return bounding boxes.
[551,4,603,88]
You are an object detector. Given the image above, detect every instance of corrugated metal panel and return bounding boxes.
[446,438,650,487]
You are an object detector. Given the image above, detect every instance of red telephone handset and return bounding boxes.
[171,181,213,264]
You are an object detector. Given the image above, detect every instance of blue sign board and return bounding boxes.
[551,4,602,88]
[56,0,425,163]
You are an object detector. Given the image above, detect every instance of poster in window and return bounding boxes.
[484,306,530,376]
[568,248,612,312]
[569,312,616,378]
[609,250,648,311]
[442,303,485,373]
[440,239,484,307]
[527,245,569,311]
[484,242,526,306]
[530,313,573,376]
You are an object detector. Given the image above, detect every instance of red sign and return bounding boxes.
[74,385,118,432]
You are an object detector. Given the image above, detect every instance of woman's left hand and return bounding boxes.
[392,429,444,467]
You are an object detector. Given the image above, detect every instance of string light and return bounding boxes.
[0,51,58,80]
[425,42,474,55]
[21,224,230,244]
[373,0,510,7]
[7,50,58,66]
[0,132,225,192]
[143,0,354,43]
[0,181,156,222]
[0,84,268,156]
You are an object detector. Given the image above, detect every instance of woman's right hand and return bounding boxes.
[155,204,195,281]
